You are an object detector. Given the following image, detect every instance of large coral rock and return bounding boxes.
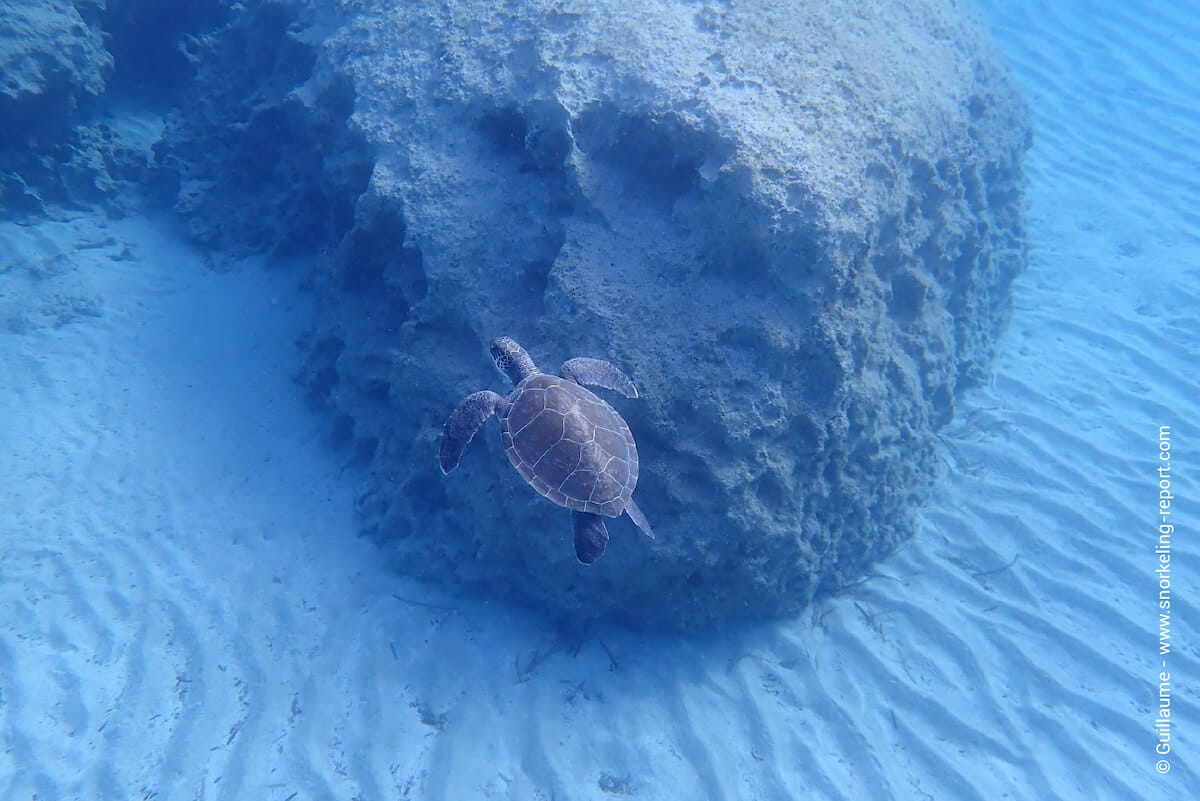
[0,0,1029,628]
[314,0,1030,629]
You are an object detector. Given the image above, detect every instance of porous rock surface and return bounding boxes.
[0,0,110,210]
[0,0,108,129]
[155,0,1031,629]
[0,0,228,214]
[293,0,1032,630]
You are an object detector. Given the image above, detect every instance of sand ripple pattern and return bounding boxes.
[0,216,382,799]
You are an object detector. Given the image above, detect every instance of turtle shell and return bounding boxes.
[500,373,638,517]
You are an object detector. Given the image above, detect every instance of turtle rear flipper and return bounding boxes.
[572,511,609,564]
[440,390,506,473]
[559,357,638,398]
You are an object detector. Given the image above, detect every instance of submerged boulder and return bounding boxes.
[306,0,1030,629]
[159,0,1030,629]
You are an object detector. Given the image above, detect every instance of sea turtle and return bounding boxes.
[439,336,654,564]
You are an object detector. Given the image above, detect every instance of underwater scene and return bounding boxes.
[0,0,1196,799]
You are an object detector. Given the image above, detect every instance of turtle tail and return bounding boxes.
[624,499,655,539]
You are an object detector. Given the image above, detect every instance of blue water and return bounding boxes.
[1,1,1197,799]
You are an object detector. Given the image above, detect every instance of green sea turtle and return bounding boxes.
[439,336,655,563]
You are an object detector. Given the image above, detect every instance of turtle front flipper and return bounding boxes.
[439,390,506,474]
[559,357,638,398]
[572,511,609,564]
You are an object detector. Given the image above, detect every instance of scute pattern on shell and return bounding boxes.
[500,374,638,517]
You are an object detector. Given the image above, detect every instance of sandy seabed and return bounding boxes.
[1,1,1198,799]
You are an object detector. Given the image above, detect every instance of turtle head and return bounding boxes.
[490,336,537,384]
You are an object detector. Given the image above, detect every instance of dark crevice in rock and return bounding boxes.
[154,1,373,258]
[574,107,710,213]
[103,0,230,106]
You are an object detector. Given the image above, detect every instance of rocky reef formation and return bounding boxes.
[148,0,1031,629]
[154,1,372,257]
[1,0,109,211]
[0,0,228,214]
